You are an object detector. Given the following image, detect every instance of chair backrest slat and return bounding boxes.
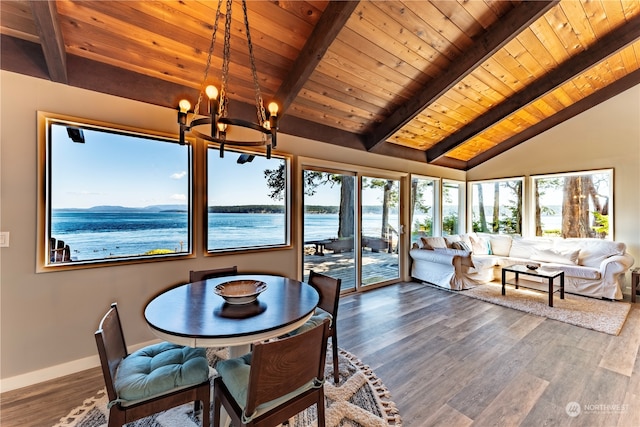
[245,319,329,415]
[309,270,341,319]
[94,303,128,401]
[189,266,238,282]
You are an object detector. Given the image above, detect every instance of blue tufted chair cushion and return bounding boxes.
[113,342,209,405]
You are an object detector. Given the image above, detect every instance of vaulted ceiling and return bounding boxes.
[2,0,639,170]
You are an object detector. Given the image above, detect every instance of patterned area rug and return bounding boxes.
[460,281,631,335]
[53,346,402,427]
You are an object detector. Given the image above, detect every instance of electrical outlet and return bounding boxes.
[0,232,9,247]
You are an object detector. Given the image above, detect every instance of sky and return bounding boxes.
[51,124,190,209]
[51,123,352,209]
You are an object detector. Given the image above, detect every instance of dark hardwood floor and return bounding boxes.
[2,282,639,426]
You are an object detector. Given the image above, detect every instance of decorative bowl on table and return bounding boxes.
[526,264,540,270]
[214,280,267,305]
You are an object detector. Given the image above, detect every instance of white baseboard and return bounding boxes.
[0,339,160,393]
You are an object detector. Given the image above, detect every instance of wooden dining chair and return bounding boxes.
[213,319,330,427]
[95,303,211,427]
[307,270,342,384]
[189,265,238,282]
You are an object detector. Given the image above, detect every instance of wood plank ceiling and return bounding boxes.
[2,0,639,170]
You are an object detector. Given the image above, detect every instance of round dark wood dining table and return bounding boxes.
[144,274,319,355]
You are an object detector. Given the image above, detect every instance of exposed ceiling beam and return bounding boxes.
[426,13,640,163]
[274,0,360,115]
[29,0,67,84]
[363,0,558,152]
[464,68,640,170]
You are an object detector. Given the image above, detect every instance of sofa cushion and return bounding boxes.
[530,247,580,265]
[420,236,447,249]
[544,264,601,280]
[554,238,626,268]
[485,234,513,256]
[509,237,553,259]
[469,235,491,255]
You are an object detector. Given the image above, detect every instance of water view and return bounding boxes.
[51,210,396,261]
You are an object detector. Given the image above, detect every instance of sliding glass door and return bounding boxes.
[361,176,400,287]
[302,169,356,292]
[302,166,403,292]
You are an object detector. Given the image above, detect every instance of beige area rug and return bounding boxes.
[53,345,402,427]
[458,281,631,335]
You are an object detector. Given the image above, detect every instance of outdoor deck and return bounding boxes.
[303,247,399,291]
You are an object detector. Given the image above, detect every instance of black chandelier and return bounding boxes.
[178,0,279,158]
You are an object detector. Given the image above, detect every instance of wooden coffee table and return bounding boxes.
[502,264,564,307]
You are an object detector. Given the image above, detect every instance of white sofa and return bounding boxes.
[410,233,635,300]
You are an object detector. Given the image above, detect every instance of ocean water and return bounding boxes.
[51,211,394,261]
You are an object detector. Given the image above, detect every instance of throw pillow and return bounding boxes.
[420,236,447,250]
[469,235,490,255]
[451,241,472,252]
[434,247,471,257]
[530,247,580,265]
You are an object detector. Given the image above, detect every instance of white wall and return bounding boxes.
[0,71,463,391]
[467,85,640,268]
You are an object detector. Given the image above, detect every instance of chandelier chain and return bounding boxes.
[194,0,224,117]
[220,0,233,121]
[242,0,267,127]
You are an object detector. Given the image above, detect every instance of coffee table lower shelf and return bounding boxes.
[501,265,565,307]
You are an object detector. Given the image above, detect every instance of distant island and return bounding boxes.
[54,204,396,214]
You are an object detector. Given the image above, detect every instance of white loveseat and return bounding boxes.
[410,233,635,300]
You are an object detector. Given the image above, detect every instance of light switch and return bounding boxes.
[0,232,9,247]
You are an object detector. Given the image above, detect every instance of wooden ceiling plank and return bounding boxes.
[302,79,392,117]
[1,1,37,37]
[372,1,463,62]
[457,0,501,30]
[296,88,386,123]
[354,2,453,69]
[426,13,640,163]
[544,6,585,58]
[321,44,420,96]
[274,0,359,114]
[466,67,640,170]
[558,0,597,47]
[287,101,368,133]
[337,26,436,81]
[308,71,399,110]
[430,0,485,38]
[28,0,67,83]
[314,61,409,104]
[365,0,557,152]
[404,0,474,52]
[345,6,448,75]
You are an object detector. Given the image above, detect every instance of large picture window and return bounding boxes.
[40,114,192,268]
[207,147,290,252]
[470,178,523,235]
[410,176,438,244]
[442,180,465,236]
[531,169,613,239]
